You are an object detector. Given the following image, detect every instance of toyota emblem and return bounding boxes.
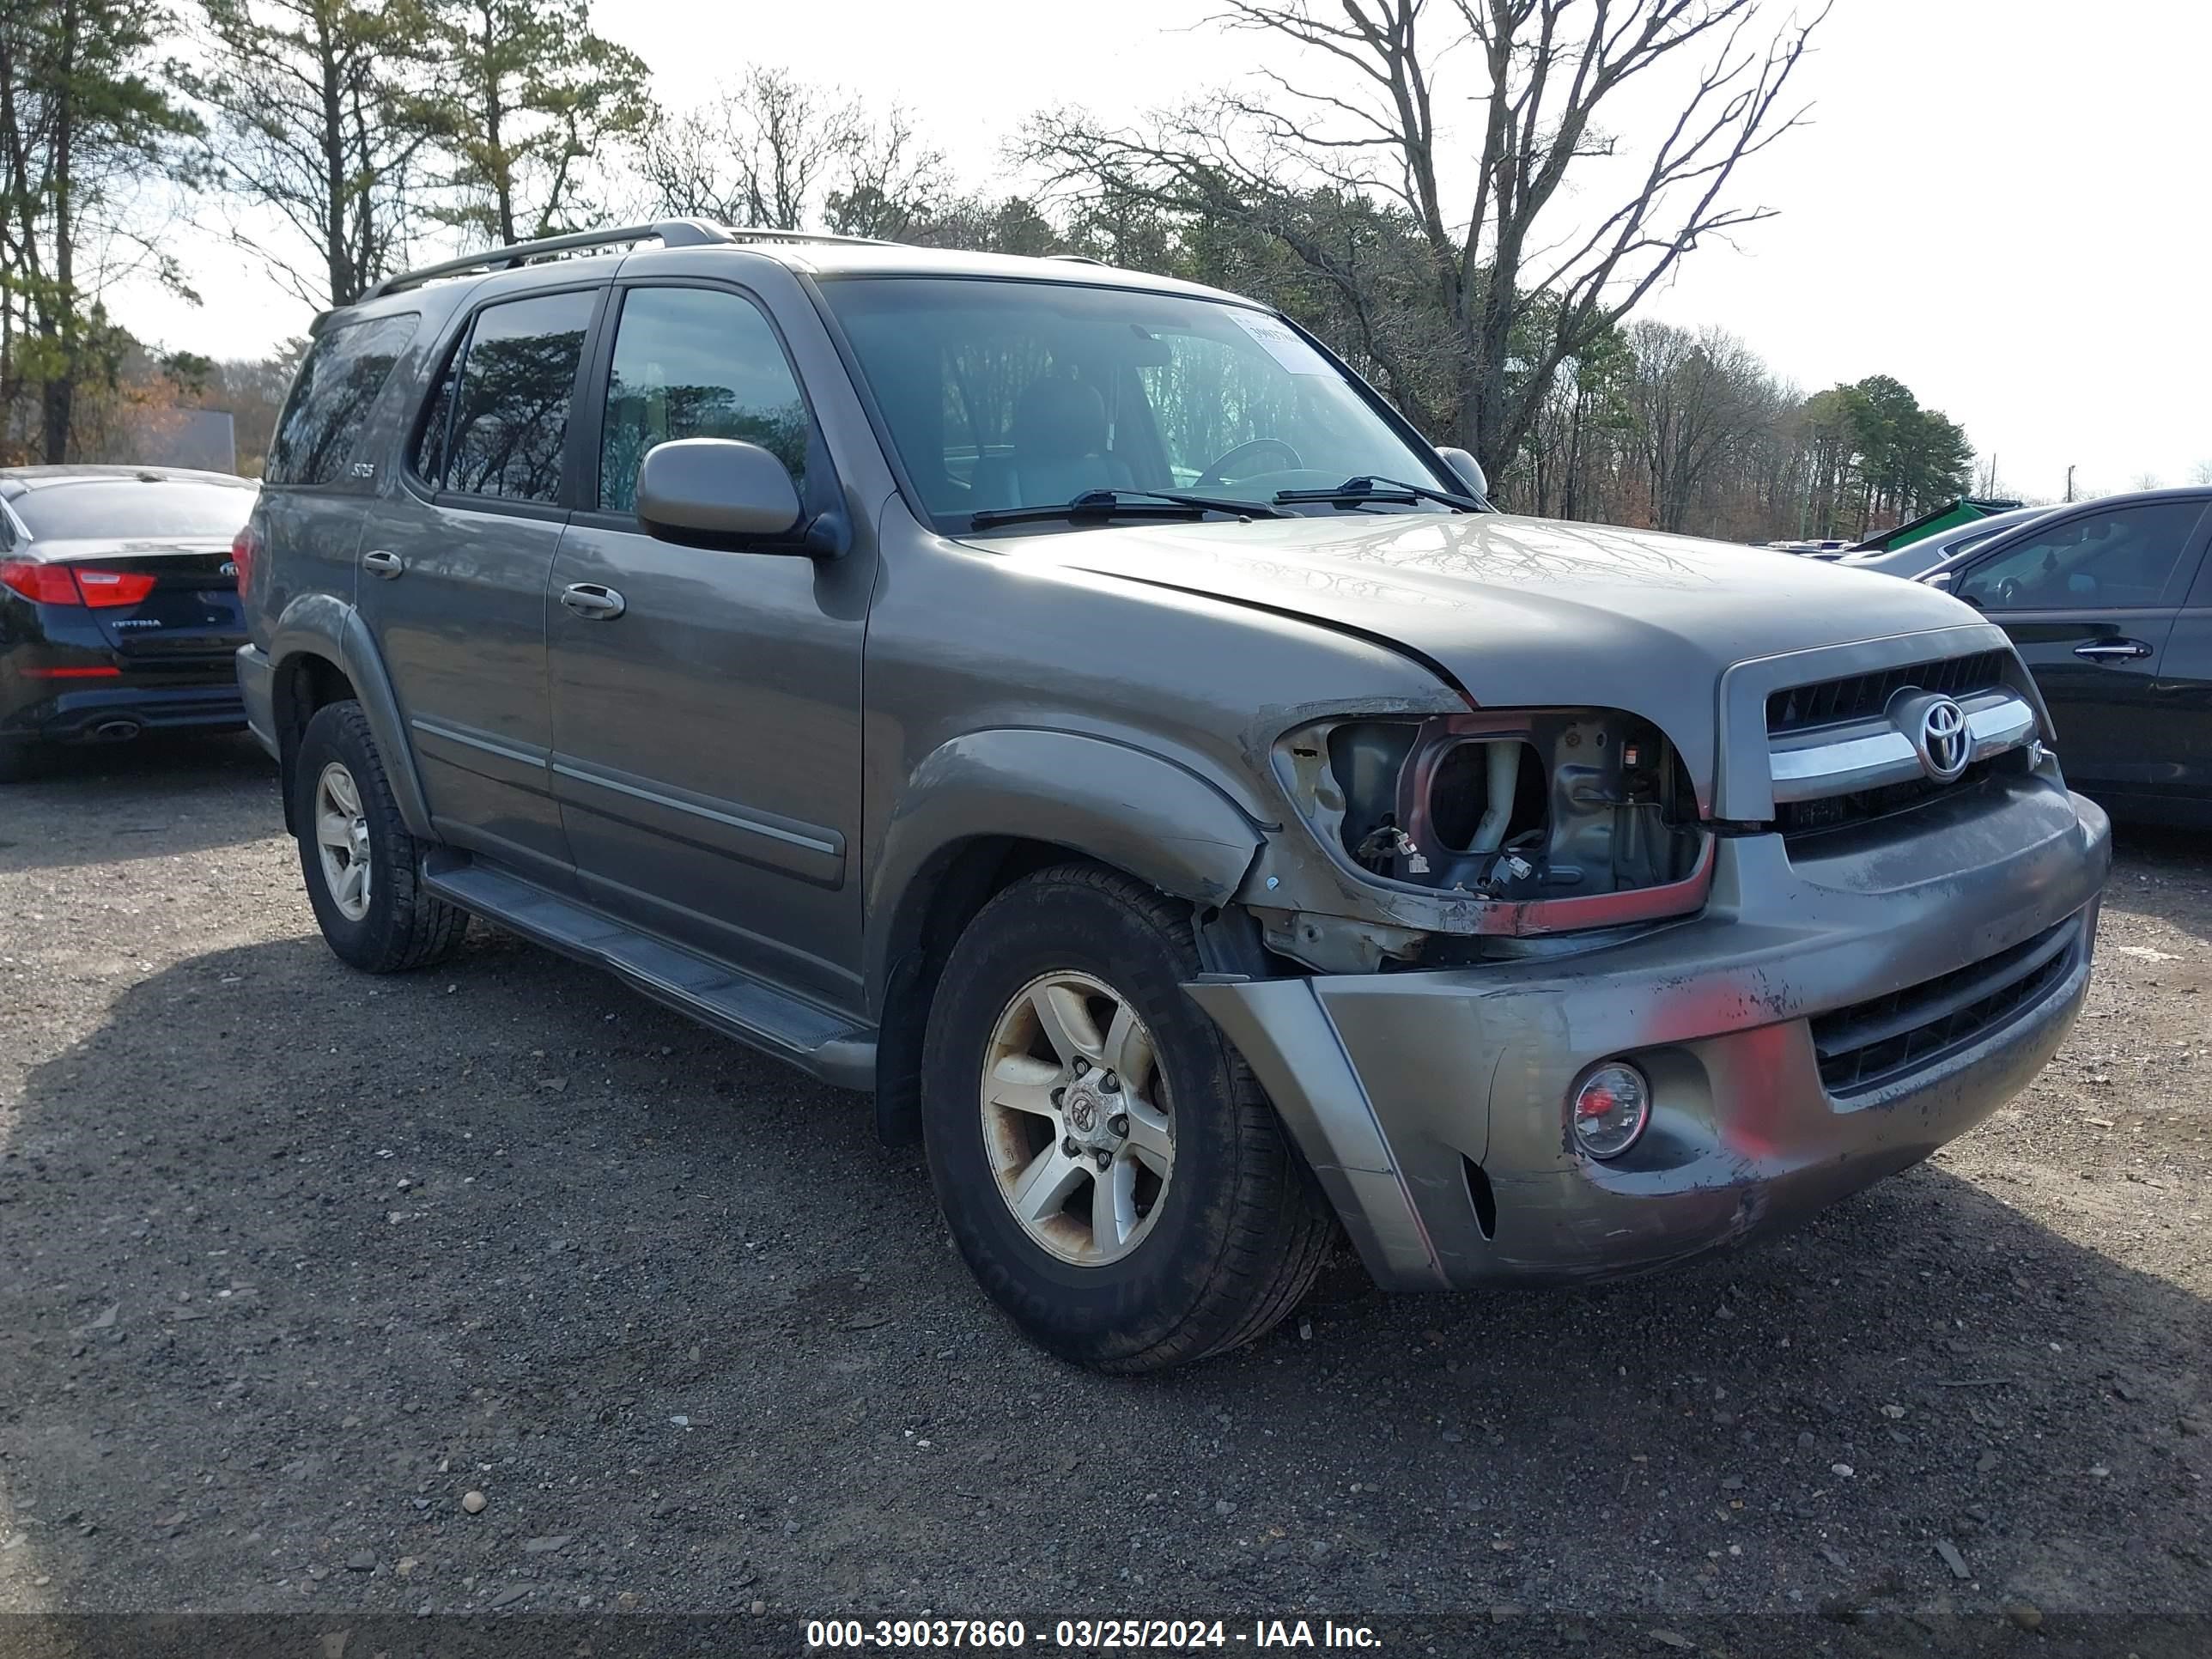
[1915,696,1970,782]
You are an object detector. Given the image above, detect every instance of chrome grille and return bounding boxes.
[1763,644,2037,831]
[1766,649,2011,737]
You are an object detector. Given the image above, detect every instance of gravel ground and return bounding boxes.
[0,738,2207,1648]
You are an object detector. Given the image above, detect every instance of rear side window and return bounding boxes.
[265,313,417,487]
[597,287,810,514]
[415,290,595,506]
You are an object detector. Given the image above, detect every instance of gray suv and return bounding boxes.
[237,221,2112,1372]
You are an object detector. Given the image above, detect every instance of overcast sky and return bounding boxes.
[120,0,2209,501]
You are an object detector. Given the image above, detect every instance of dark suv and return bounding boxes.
[237,222,2110,1372]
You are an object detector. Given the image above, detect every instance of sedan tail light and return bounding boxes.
[1,559,80,605]
[71,568,160,608]
[0,560,156,608]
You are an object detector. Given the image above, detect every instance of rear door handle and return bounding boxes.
[2073,640,2151,661]
[362,549,404,579]
[560,582,626,620]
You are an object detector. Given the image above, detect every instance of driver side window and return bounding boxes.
[597,286,809,516]
[1955,501,2204,611]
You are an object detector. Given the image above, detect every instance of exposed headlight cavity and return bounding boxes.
[1292,708,1705,906]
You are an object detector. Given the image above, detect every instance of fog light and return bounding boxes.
[1570,1061,1650,1159]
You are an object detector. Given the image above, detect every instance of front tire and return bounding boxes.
[921,864,1334,1373]
[293,700,467,973]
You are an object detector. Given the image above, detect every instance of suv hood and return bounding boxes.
[976,511,1995,807]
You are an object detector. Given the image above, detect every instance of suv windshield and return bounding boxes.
[820,277,1456,533]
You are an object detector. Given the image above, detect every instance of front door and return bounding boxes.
[547,282,869,1007]
[362,286,604,883]
[1951,496,2212,797]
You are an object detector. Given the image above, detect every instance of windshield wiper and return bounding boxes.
[1273,475,1485,513]
[968,487,1290,531]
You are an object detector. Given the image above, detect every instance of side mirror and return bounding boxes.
[1436,446,1488,500]
[635,438,804,550]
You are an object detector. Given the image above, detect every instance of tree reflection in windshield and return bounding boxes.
[821,276,1453,532]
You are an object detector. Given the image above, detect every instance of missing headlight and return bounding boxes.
[1282,708,1709,933]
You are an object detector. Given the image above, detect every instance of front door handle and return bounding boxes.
[362,549,404,579]
[2073,640,2151,662]
[560,582,627,620]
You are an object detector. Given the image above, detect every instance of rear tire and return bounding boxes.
[294,700,468,972]
[921,863,1335,1373]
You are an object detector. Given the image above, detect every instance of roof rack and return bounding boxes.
[357,219,890,303]
[1045,252,1105,265]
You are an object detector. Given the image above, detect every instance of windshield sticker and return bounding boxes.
[1228,310,1334,375]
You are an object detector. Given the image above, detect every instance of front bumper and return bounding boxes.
[1190,775,2112,1291]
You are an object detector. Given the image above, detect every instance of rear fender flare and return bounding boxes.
[268,592,434,839]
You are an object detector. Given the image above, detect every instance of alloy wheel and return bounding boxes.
[314,761,374,921]
[979,969,1176,1267]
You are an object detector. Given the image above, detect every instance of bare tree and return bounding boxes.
[823,105,949,240]
[1626,320,1774,532]
[635,71,945,237]
[1025,0,1825,483]
[2191,459,2212,487]
[714,68,843,230]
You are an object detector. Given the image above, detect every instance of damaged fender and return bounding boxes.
[865,726,1267,994]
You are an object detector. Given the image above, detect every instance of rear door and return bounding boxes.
[258,313,422,641]
[361,285,605,884]
[546,280,868,1003]
[1950,496,2211,797]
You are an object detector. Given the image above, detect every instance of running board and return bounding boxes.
[421,856,877,1091]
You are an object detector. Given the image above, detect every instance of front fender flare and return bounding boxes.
[268,592,434,840]
[865,727,1266,1002]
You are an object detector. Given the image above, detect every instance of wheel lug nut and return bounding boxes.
[1094,1151,1111,1170]
[1063,1137,1080,1158]
[1099,1071,1119,1093]
[1108,1114,1129,1138]
[1072,1058,1090,1076]
[1050,1087,1066,1107]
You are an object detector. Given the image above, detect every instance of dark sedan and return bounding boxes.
[1921,486,2212,827]
[0,465,256,782]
